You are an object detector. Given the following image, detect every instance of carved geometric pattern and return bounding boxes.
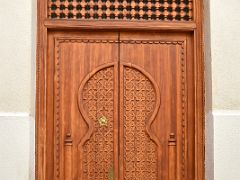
[123,66,158,180]
[81,66,114,180]
[48,0,193,21]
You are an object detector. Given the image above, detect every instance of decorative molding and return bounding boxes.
[56,38,119,44]
[56,38,184,45]
[180,41,187,179]
[44,20,197,31]
[120,40,184,44]
[54,39,61,180]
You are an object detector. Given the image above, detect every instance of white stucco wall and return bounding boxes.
[213,111,240,180]
[211,0,240,110]
[0,114,32,180]
[0,0,35,180]
[0,2,33,112]
[0,0,240,180]
[209,0,240,179]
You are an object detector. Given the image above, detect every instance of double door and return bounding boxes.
[46,31,194,180]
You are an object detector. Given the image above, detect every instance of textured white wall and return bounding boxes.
[211,0,240,110]
[0,1,34,113]
[213,111,240,180]
[210,0,240,179]
[0,114,32,180]
[0,0,35,180]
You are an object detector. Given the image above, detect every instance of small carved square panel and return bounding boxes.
[48,0,193,21]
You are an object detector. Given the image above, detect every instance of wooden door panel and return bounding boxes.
[119,63,161,180]
[47,31,119,180]
[119,32,194,180]
[78,62,119,180]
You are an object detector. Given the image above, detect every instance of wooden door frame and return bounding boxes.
[36,0,205,179]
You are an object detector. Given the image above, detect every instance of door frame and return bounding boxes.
[36,0,205,179]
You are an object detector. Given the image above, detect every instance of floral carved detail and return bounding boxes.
[79,65,115,180]
[123,65,159,180]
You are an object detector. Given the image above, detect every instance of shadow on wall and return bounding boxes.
[29,0,37,179]
[204,0,214,179]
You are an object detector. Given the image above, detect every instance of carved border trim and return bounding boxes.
[180,42,187,179]
[54,37,186,179]
[55,38,184,45]
[54,39,61,180]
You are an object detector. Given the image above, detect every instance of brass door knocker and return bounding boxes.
[98,116,108,126]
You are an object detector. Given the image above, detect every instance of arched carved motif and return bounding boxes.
[78,62,160,180]
[121,62,160,145]
[78,62,117,180]
[120,62,160,180]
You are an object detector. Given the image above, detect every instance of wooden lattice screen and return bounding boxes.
[48,0,193,21]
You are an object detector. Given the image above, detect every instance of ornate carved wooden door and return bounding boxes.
[43,31,196,180]
[37,0,204,180]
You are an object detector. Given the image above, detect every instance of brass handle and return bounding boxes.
[98,116,108,126]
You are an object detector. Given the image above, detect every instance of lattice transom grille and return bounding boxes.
[48,0,193,21]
